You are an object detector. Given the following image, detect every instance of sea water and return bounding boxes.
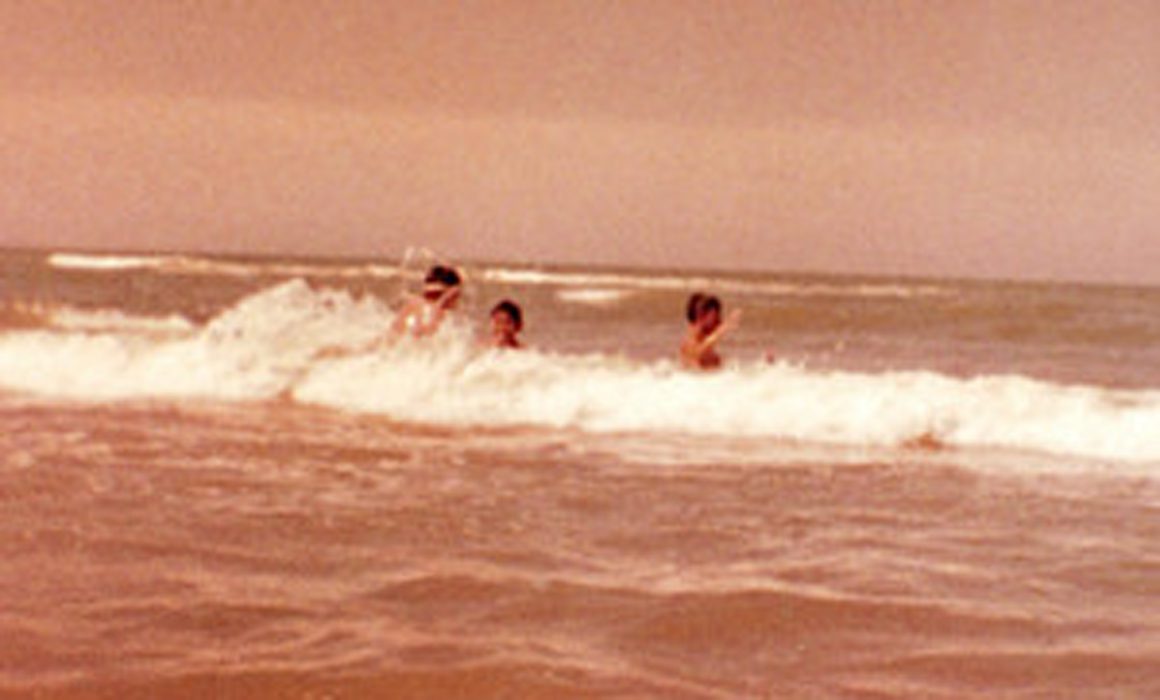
[1,248,1158,698]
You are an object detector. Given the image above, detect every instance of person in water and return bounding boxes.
[391,265,462,338]
[488,299,524,349]
[680,292,741,370]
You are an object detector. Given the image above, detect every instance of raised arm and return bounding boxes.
[687,309,742,356]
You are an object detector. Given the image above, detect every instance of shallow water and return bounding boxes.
[2,249,1159,697]
[3,399,1159,698]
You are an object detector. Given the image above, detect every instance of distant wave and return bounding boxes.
[47,253,946,300]
[555,288,635,306]
[50,305,195,335]
[47,251,401,280]
[481,266,948,300]
[0,280,1156,464]
[48,253,163,271]
[0,301,193,335]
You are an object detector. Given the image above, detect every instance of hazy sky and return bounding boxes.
[2,1,1158,284]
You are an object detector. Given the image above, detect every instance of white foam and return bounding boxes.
[555,288,634,305]
[0,280,390,400]
[295,349,1160,463]
[0,280,1156,464]
[48,253,162,271]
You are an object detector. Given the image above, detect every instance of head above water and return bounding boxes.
[686,292,722,331]
[491,299,523,331]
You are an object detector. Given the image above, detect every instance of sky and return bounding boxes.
[1,1,1158,284]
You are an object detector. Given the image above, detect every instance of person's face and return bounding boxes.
[491,310,518,338]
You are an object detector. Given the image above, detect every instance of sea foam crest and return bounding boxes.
[0,280,1158,463]
[297,344,1160,463]
[0,280,389,400]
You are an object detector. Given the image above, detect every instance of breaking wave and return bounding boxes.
[0,280,1157,464]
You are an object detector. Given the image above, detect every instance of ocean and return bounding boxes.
[1,247,1158,699]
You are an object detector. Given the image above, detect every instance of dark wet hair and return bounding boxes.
[491,299,523,330]
[424,265,461,288]
[686,292,720,322]
[686,293,705,323]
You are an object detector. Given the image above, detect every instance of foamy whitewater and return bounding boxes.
[3,254,1160,463]
[3,249,1159,698]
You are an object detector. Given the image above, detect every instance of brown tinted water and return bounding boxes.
[3,399,1158,699]
[3,249,1160,698]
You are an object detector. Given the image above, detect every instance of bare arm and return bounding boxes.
[389,297,421,336]
[686,309,742,357]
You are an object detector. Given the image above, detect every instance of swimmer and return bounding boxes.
[679,292,741,370]
[488,299,523,349]
[391,265,462,338]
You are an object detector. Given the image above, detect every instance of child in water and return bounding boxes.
[391,265,462,338]
[680,292,741,370]
[488,299,523,349]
